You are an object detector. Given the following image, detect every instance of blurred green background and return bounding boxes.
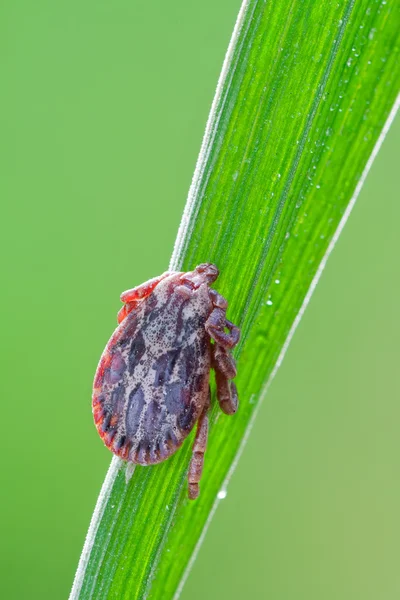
[1,1,399,599]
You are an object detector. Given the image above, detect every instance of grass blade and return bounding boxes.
[71,1,400,598]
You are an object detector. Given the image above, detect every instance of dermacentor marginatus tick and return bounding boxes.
[92,263,240,499]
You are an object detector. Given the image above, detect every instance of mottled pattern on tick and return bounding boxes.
[92,275,212,465]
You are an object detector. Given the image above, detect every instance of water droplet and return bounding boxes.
[267,300,273,306]
[232,171,239,181]
[275,279,280,284]
[217,490,227,500]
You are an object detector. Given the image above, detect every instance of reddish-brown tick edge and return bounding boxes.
[92,263,240,499]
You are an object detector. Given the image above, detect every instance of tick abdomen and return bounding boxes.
[93,278,212,465]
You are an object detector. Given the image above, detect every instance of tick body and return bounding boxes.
[92,263,240,499]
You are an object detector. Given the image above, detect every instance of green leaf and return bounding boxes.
[70,1,399,598]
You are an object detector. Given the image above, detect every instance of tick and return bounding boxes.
[92,263,240,499]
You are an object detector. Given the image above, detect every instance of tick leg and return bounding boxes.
[205,307,240,349]
[212,344,238,415]
[209,288,228,310]
[120,271,175,303]
[215,371,238,415]
[117,271,177,324]
[212,344,237,379]
[188,394,210,500]
[117,300,141,324]
[206,300,239,414]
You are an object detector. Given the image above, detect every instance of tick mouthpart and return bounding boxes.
[179,263,219,289]
[195,263,219,283]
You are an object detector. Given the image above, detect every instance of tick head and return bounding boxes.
[195,263,219,283]
[180,263,219,289]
